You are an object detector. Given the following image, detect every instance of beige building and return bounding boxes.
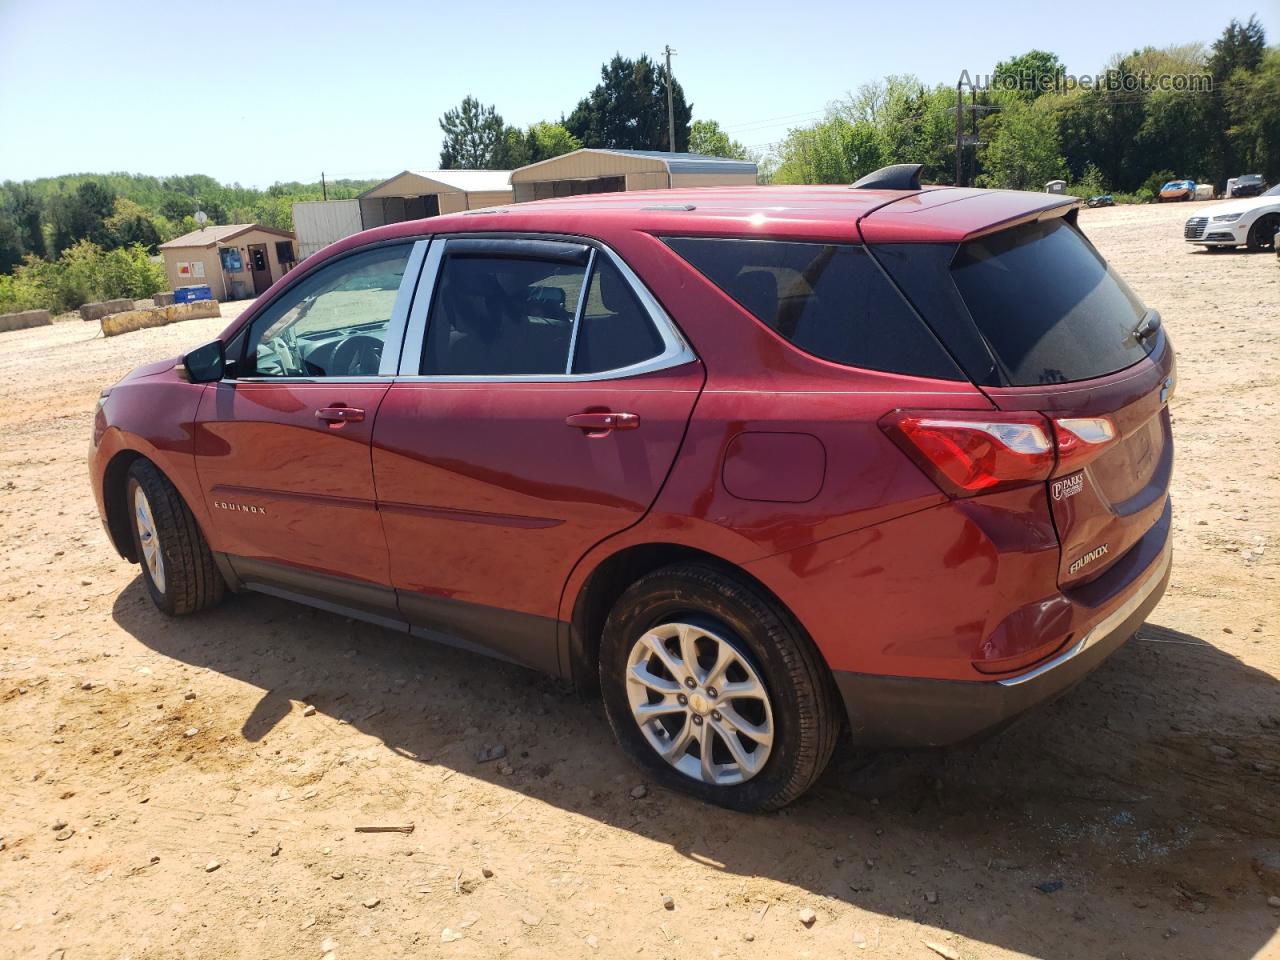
[510,149,758,202]
[292,171,514,259]
[359,170,514,224]
[159,224,298,301]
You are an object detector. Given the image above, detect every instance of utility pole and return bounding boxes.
[321,171,328,201]
[954,80,964,187]
[664,45,677,153]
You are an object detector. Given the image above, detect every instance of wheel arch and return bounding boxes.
[102,449,147,562]
[565,541,821,697]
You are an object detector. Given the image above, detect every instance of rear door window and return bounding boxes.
[948,218,1151,386]
[665,237,962,380]
[423,254,586,376]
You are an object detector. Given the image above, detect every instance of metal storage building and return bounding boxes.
[509,149,758,202]
[292,170,513,259]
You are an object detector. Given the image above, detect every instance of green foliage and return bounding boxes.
[992,50,1066,100]
[0,241,166,315]
[105,199,161,253]
[526,121,581,162]
[566,54,691,151]
[437,100,582,170]
[0,216,24,274]
[48,180,117,254]
[439,96,507,169]
[688,120,752,160]
[978,101,1067,190]
[765,18,1276,192]
[1141,170,1178,196]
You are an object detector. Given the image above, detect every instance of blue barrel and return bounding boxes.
[174,284,213,304]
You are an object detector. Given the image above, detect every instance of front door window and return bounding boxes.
[244,244,414,378]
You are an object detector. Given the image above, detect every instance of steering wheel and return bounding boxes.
[330,334,383,376]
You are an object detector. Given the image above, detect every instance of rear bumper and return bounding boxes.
[834,530,1172,749]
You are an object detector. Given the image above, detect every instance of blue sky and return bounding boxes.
[1,0,1274,187]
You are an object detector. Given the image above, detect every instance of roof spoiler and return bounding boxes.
[851,163,924,191]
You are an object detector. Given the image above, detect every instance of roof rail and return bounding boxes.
[850,163,924,191]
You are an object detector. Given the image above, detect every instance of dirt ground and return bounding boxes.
[1,201,1277,960]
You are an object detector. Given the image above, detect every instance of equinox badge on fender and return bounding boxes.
[214,501,267,516]
[1069,544,1109,575]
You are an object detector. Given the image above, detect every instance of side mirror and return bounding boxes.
[179,340,225,383]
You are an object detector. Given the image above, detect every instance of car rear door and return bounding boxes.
[371,236,703,672]
[194,240,427,616]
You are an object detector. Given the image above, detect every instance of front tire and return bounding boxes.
[598,563,840,811]
[1246,214,1279,252]
[126,460,224,616]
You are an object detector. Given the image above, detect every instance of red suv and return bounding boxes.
[90,165,1174,811]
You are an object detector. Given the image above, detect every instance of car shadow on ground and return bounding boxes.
[112,580,1279,959]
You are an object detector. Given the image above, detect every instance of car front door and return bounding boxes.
[371,236,704,672]
[195,240,427,619]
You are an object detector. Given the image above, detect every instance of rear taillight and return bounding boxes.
[1052,417,1118,473]
[881,411,1120,498]
[880,411,1054,496]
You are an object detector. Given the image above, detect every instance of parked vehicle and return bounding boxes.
[1185,183,1280,251]
[1229,173,1268,198]
[90,165,1175,811]
[1086,194,1115,208]
[1159,180,1196,202]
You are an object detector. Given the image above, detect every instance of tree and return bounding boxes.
[48,180,116,255]
[772,115,884,184]
[525,121,581,163]
[2,183,45,259]
[979,102,1066,190]
[439,96,506,168]
[1208,15,1266,77]
[0,215,24,274]
[993,50,1067,100]
[688,120,751,160]
[159,193,197,221]
[566,54,691,151]
[105,198,161,253]
[492,126,531,169]
[1203,16,1268,187]
[1225,48,1280,182]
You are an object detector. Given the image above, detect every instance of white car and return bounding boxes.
[1184,184,1280,251]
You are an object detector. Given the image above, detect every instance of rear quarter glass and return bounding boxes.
[873,219,1153,387]
[664,237,963,381]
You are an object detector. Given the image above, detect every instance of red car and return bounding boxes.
[90,164,1174,811]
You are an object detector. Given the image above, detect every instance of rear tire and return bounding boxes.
[126,460,224,616]
[598,562,840,811]
[1246,214,1279,252]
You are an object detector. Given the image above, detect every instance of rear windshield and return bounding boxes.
[665,237,961,380]
[949,218,1151,386]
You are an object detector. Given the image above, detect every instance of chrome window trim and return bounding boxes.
[376,239,431,377]
[395,239,444,376]
[227,237,429,386]
[392,233,697,382]
[563,248,596,374]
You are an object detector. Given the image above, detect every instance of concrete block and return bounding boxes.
[0,309,53,333]
[79,298,135,322]
[101,300,221,337]
[152,291,175,307]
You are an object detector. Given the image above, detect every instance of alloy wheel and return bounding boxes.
[624,621,774,786]
[133,486,165,594]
